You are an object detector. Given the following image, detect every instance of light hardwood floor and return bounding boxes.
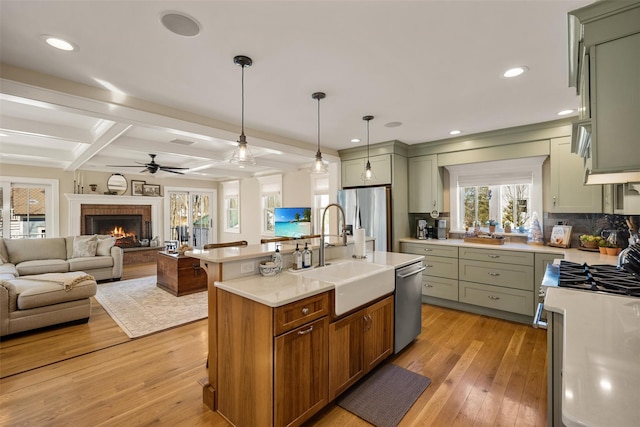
[0,263,547,426]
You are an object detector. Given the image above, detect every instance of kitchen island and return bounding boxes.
[187,243,422,427]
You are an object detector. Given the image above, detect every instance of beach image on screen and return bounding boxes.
[274,207,312,237]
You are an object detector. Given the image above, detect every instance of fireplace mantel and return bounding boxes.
[66,194,163,240]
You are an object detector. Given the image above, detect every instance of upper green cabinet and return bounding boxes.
[341,154,392,187]
[569,1,640,177]
[408,155,443,213]
[550,137,602,213]
[590,31,640,173]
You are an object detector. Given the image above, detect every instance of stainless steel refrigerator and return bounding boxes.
[337,186,391,252]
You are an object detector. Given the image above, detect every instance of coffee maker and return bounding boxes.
[435,219,447,239]
[416,219,427,239]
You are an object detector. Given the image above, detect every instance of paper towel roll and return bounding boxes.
[354,228,366,258]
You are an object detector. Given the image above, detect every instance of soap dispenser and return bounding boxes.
[272,244,283,273]
[293,243,303,270]
[302,242,312,269]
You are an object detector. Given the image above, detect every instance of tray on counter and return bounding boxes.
[463,237,505,245]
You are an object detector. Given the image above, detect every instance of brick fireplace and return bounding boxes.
[66,194,163,244]
[81,204,152,248]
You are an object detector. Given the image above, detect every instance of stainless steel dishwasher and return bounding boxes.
[394,261,425,353]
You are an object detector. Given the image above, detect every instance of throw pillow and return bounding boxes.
[96,236,116,256]
[73,235,98,258]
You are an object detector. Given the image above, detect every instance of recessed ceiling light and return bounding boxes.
[449,130,461,135]
[160,12,201,37]
[351,138,361,143]
[502,66,528,78]
[557,109,574,116]
[41,35,77,51]
[384,121,402,128]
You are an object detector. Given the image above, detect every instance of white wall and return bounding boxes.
[0,164,217,237]
[219,171,314,245]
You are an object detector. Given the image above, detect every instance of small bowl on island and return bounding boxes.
[259,261,279,277]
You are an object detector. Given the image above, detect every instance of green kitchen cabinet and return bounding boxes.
[408,155,443,213]
[550,137,602,213]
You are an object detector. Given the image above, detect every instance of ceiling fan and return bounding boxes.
[108,154,188,175]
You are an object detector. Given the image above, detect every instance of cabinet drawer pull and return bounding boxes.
[488,255,500,258]
[297,326,314,335]
[424,284,434,288]
[425,264,434,268]
[301,307,309,315]
[487,272,500,276]
[488,296,500,300]
[424,248,433,252]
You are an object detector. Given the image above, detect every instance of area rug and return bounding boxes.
[95,276,207,338]
[337,363,431,427]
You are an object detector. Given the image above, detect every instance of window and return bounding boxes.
[222,181,240,234]
[460,184,531,230]
[312,176,330,235]
[165,188,216,249]
[446,157,545,232]
[0,177,59,238]
[257,175,282,236]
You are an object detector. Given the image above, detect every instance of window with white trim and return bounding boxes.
[446,157,545,232]
[222,180,240,233]
[0,177,59,239]
[258,175,282,236]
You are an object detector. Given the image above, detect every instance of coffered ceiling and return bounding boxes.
[0,0,591,181]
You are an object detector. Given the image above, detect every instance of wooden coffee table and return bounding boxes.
[156,251,207,296]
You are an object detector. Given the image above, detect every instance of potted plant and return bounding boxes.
[598,237,607,254]
[503,221,512,233]
[579,234,599,249]
[487,219,497,234]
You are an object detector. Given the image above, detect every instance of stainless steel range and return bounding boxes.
[554,260,640,296]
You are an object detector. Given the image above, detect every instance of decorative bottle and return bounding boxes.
[272,244,283,273]
[293,243,303,270]
[302,242,312,269]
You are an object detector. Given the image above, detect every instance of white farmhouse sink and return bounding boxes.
[295,260,395,316]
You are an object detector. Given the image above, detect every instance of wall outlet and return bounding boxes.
[240,261,255,274]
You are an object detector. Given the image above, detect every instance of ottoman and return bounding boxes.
[1,271,98,337]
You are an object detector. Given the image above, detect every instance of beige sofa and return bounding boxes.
[0,236,123,336]
[0,235,123,281]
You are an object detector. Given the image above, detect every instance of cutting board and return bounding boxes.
[463,237,505,245]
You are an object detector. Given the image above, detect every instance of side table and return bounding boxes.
[156,251,207,296]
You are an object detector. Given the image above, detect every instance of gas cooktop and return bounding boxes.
[557,260,640,297]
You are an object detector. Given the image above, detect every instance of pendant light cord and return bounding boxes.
[317,97,321,152]
[366,119,370,160]
[241,65,245,137]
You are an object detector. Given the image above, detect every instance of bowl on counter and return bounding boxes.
[259,261,279,277]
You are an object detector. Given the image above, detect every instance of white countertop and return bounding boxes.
[544,287,640,427]
[399,237,620,265]
[214,251,424,307]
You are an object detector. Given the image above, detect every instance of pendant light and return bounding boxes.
[310,92,329,175]
[230,55,256,166]
[362,115,375,181]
